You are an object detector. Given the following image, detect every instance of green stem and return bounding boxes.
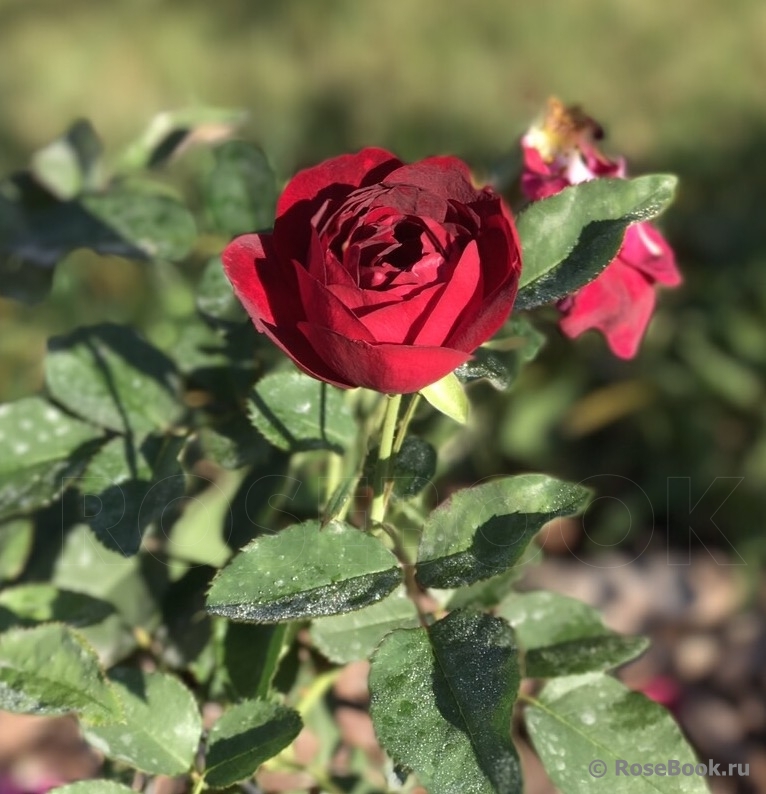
[297,668,342,718]
[323,451,343,507]
[393,393,421,454]
[334,393,386,523]
[369,393,402,525]
[255,623,290,699]
[381,392,423,510]
[190,774,206,794]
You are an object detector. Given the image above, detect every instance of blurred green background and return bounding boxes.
[1,0,765,561]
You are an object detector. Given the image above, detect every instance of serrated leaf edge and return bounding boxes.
[517,174,678,290]
[0,622,125,726]
[524,634,650,678]
[206,566,403,623]
[203,700,303,787]
[84,668,201,775]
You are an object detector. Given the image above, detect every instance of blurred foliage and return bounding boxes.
[0,0,764,565]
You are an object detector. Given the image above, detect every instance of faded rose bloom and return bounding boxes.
[0,774,60,794]
[521,98,682,358]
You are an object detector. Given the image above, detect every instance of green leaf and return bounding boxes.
[223,623,289,699]
[85,668,202,775]
[0,176,112,303]
[197,418,269,470]
[75,614,136,670]
[455,347,517,391]
[456,316,546,391]
[166,470,241,568]
[516,174,677,310]
[0,623,122,725]
[173,319,260,405]
[196,255,246,322]
[206,520,402,623]
[45,323,181,435]
[0,398,103,520]
[30,119,103,200]
[0,584,115,631]
[445,544,542,610]
[420,372,469,424]
[0,175,196,304]
[204,699,302,787]
[157,565,213,671]
[525,674,708,793]
[82,187,197,262]
[54,524,168,630]
[49,782,135,794]
[0,519,34,583]
[498,591,649,677]
[78,434,186,556]
[248,371,356,454]
[203,140,278,236]
[311,586,419,664]
[369,610,522,794]
[392,437,437,498]
[502,315,547,361]
[322,469,365,525]
[117,107,247,171]
[416,474,591,589]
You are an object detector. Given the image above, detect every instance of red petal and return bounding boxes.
[222,233,374,381]
[521,172,570,201]
[276,148,402,220]
[384,156,478,203]
[368,184,451,222]
[353,281,443,344]
[302,226,358,289]
[470,197,522,294]
[521,146,567,201]
[621,224,682,287]
[258,322,357,389]
[448,203,522,352]
[559,261,656,359]
[290,257,377,344]
[221,233,280,327]
[297,323,470,394]
[521,145,553,177]
[412,241,482,346]
[221,236,353,385]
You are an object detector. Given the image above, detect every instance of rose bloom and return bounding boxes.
[222,148,522,393]
[521,99,682,359]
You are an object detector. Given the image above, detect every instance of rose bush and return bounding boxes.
[521,99,682,358]
[222,147,522,393]
[0,111,695,794]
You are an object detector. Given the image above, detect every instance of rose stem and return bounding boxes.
[393,393,421,455]
[323,449,343,507]
[369,393,402,525]
[380,392,422,512]
[332,394,386,523]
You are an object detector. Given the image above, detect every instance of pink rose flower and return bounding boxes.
[521,99,682,358]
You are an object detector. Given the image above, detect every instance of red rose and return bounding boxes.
[222,148,522,394]
[521,99,682,359]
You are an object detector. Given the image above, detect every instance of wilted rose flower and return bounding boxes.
[0,774,60,794]
[223,148,522,393]
[521,98,682,358]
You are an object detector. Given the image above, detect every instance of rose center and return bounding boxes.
[347,214,449,290]
[386,220,425,269]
